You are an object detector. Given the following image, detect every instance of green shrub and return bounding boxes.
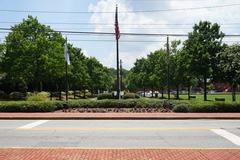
[188,102,240,112]
[172,104,189,112]
[0,101,57,112]
[123,93,140,99]
[27,92,49,101]
[9,92,26,100]
[66,99,172,109]
[97,93,114,100]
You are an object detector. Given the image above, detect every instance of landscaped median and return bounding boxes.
[0,98,240,113]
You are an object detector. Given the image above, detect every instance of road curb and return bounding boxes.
[1,117,240,120]
[1,113,240,120]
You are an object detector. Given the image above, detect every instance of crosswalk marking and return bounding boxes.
[211,129,240,146]
[18,120,49,129]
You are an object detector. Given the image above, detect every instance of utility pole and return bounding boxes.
[167,36,170,100]
[120,59,123,91]
[64,37,69,101]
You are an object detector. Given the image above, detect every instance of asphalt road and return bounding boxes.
[0,120,240,148]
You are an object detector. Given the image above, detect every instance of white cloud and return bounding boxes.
[88,0,240,69]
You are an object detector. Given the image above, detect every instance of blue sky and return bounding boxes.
[0,0,240,69]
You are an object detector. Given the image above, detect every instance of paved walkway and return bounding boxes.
[0,148,239,160]
[0,112,240,119]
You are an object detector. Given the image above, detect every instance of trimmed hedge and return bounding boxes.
[61,99,173,113]
[123,93,140,99]
[27,92,49,101]
[172,104,189,112]
[97,92,140,100]
[97,93,114,100]
[188,102,240,113]
[0,101,57,112]
[65,99,172,108]
[0,99,239,113]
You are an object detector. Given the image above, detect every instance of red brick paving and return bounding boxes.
[0,112,240,119]
[0,149,240,160]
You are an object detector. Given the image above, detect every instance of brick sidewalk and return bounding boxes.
[0,112,240,119]
[0,148,239,160]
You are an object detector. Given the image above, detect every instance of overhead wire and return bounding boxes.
[0,27,240,37]
[0,3,239,14]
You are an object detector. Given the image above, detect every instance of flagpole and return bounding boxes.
[65,37,69,101]
[120,59,123,91]
[115,4,120,99]
[65,61,68,101]
[116,32,120,99]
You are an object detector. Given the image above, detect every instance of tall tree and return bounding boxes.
[184,21,224,101]
[2,16,65,92]
[153,49,168,98]
[218,44,240,101]
[126,58,149,96]
[170,40,181,99]
[86,57,112,95]
[68,46,89,97]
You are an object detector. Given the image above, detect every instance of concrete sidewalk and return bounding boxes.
[0,112,240,119]
[0,148,239,160]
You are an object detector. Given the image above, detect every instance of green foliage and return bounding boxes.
[0,97,239,112]
[218,44,240,101]
[27,92,49,101]
[219,44,240,84]
[188,102,240,113]
[2,16,65,92]
[66,99,173,109]
[97,93,114,100]
[86,57,113,93]
[172,104,189,112]
[0,16,115,94]
[123,93,140,99]
[183,21,224,101]
[0,101,56,112]
[69,47,89,91]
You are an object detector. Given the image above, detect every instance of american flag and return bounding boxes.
[64,37,70,65]
[115,5,120,40]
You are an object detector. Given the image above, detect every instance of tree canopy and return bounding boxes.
[0,16,114,93]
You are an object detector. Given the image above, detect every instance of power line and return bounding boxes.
[1,21,240,26]
[0,37,238,43]
[0,3,239,14]
[0,28,240,37]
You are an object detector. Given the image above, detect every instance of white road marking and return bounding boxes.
[18,120,49,129]
[211,129,240,146]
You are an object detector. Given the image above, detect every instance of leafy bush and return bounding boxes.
[9,92,26,100]
[0,101,57,112]
[123,93,140,99]
[0,98,239,113]
[172,104,189,112]
[66,99,172,109]
[188,102,240,112]
[27,92,49,101]
[97,93,114,100]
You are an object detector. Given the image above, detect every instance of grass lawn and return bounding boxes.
[178,93,240,103]
[154,93,240,103]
